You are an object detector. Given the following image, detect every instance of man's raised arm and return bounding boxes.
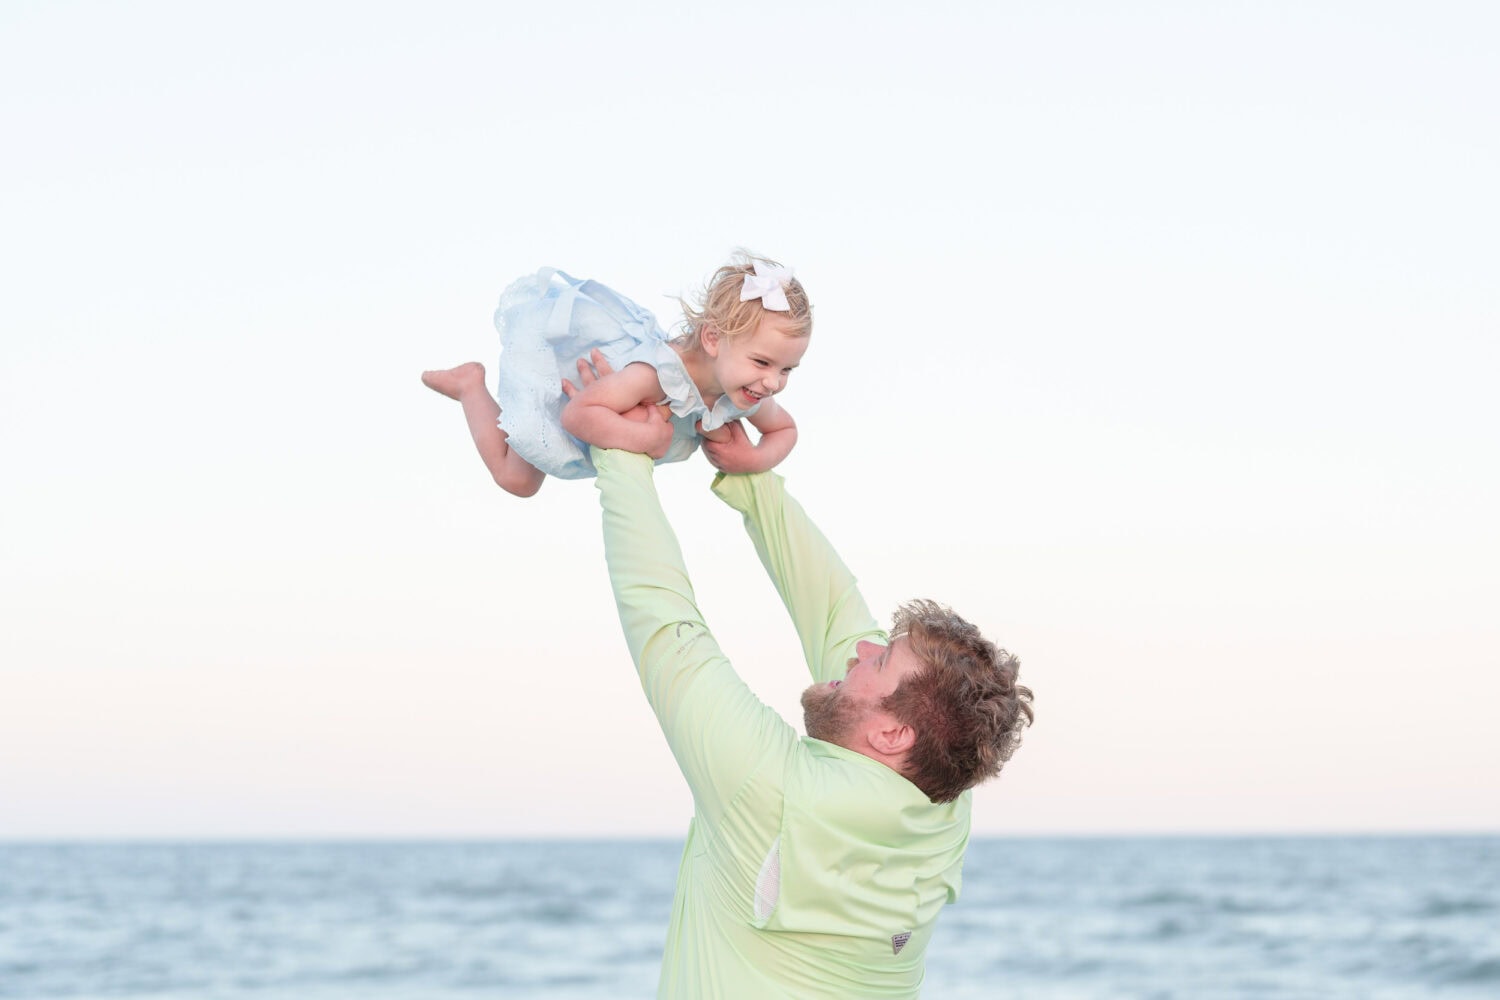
[711,468,885,685]
[592,446,796,821]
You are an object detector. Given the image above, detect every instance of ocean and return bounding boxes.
[1,836,1495,999]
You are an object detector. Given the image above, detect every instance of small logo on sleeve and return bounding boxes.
[891,931,912,955]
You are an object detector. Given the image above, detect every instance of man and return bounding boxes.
[589,417,1034,999]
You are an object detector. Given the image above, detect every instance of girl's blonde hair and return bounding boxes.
[679,251,812,347]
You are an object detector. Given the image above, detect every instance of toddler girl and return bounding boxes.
[422,253,811,496]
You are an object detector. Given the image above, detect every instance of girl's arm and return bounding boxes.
[700,400,797,474]
[561,361,675,458]
[745,399,797,469]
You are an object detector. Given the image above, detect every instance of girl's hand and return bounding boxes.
[699,419,768,474]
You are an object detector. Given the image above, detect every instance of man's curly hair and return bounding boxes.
[882,600,1034,803]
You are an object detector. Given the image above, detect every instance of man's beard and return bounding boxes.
[801,683,861,746]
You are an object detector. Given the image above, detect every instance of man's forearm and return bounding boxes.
[593,448,703,672]
[593,448,795,818]
[711,470,883,682]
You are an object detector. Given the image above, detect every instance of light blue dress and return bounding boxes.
[493,269,761,480]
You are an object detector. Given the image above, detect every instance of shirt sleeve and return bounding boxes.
[592,447,798,825]
[710,470,887,684]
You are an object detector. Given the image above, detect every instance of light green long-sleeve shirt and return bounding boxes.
[593,449,971,999]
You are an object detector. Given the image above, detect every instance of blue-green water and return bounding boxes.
[2,836,1496,998]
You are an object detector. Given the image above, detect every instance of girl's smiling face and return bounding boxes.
[704,314,809,409]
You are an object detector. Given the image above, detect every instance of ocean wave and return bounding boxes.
[1418,896,1496,918]
[1146,916,1196,940]
[516,898,589,924]
[1121,889,1202,908]
[422,877,555,900]
[1433,956,1500,985]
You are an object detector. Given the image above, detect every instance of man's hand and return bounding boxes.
[700,419,766,474]
[561,348,614,395]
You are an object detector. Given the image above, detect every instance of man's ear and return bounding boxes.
[869,720,916,757]
[701,325,721,357]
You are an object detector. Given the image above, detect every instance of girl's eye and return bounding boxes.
[754,359,769,367]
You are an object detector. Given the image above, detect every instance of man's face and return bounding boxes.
[800,638,923,746]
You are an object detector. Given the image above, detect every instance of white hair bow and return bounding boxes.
[739,261,795,311]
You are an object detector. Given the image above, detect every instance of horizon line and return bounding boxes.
[4,829,1496,845]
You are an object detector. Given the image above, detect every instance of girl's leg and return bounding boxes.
[421,363,546,497]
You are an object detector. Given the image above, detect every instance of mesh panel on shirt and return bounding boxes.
[754,837,781,920]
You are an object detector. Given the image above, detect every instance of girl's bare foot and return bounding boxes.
[421,361,543,496]
[421,362,486,400]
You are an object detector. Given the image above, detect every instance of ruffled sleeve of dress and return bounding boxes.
[650,342,762,430]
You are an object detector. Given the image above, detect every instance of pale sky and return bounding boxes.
[2,0,1496,839]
